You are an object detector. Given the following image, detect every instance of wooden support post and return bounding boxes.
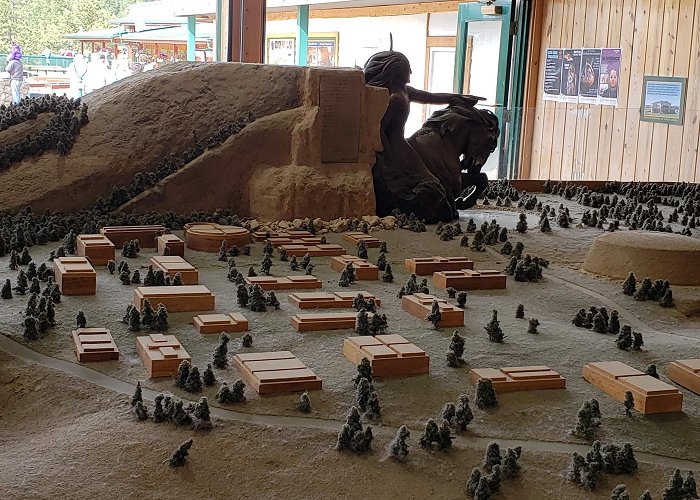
[223,0,266,63]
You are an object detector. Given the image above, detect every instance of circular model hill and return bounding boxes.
[583,231,700,285]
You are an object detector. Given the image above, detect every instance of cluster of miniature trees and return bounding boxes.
[354,359,381,419]
[466,442,523,499]
[130,381,212,431]
[622,272,675,308]
[611,468,697,499]
[123,299,168,331]
[210,334,248,404]
[121,239,140,258]
[392,211,426,232]
[355,307,388,336]
[504,253,548,282]
[446,330,466,367]
[459,218,508,251]
[396,273,430,298]
[571,306,644,350]
[12,250,61,339]
[444,287,468,309]
[236,283,280,312]
[566,440,638,491]
[435,221,464,242]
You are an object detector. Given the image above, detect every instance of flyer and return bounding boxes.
[579,48,601,104]
[560,48,582,103]
[543,49,562,102]
[598,48,622,106]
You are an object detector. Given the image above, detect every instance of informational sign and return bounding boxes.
[579,48,601,104]
[598,48,621,106]
[307,39,337,67]
[640,76,687,125]
[543,49,562,101]
[560,48,581,103]
[266,33,339,67]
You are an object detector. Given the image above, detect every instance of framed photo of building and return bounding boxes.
[640,76,687,125]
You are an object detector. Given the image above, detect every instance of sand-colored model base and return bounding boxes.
[184,223,251,252]
[252,230,314,242]
[233,351,322,395]
[404,256,475,276]
[401,293,464,327]
[668,359,700,395]
[469,366,566,392]
[343,335,429,377]
[288,291,381,309]
[76,234,115,266]
[583,361,683,414]
[193,312,249,334]
[245,275,322,290]
[136,333,191,378]
[157,234,185,257]
[342,232,381,248]
[279,244,346,257]
[330,255,379,280]
[583,232,700,285]
[133,285,215,312]
[100,225,165,248]
[53,257,96,295]
[72,328,119,362]
[432,269,507,290]
[291,312,367,332]
[150,256,199,285]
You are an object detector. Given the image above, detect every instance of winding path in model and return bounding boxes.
[1,333,698,471]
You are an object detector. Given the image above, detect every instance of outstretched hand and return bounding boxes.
[449,94,485,108]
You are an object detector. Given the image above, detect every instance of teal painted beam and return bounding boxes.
[215,0,221,62]
[187,15,196,61]
[297,5,309,66]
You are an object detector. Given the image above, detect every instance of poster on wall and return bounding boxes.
[578,48,601,104]
[307,38,337,67]
[559,49,582,103]
[267,37,295,65]
[598,48,622,106]
[640,76,686,125]
[543,49,562,101]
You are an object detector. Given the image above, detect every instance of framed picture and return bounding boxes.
[640,76,687,125]
[265,33,339,67]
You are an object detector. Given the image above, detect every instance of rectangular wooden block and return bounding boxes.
[404,256,475,275]
[252,230,313,242]
[136,334,191,378]
[157,234,185,257]
[432,269,507,290]
[287,291,382,309]
[53,257,96,295]
[72,328,119,362]
[279,244,346,257]
[342,231,381,248]
[291,312,365,332]
[268,236,322,246]
[583,362,683,414]
[193,312,249,334]
[245,275,322,290]
[233,351,322,395]
[100,225,165,248]
[668,359,700,395]
[469,365,566,392]
[343,334,429,378]
[133,285,215,312]
[150,255,199,285]
[401,293,464,327]
[330,255,379,280]
[76,234,115,265]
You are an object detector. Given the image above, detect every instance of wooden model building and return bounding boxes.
[252,230,313,242]
[291,312,365,332]
[268,236,322,246]
[184,223,251,252]
[136,333,191,378]
[469,366,566,392]
[133,285,215,312]
[193,312,249,334]
[330,255,379,280]
[668,359,700,395]
[150,255,199,284]
[244,275,322,290]
[401,293,464,327]
[404,256,474,276]
[288,291,381,309]
[157,234,185,257]
[233,351,322,395]
[278,243,346,257]
[583,361,683,414]
[343,334,429,377]
[76,234,115,265]
[342,231,381,248]
[432,269,507,290]
[72,328,119,362]
[53,256,97,295]
[100,225,165,248]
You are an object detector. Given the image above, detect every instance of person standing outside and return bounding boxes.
[5,43,24,105]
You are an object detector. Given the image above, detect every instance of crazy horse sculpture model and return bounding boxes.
[364,50,499,223]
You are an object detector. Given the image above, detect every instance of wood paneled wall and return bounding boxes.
[525,0,700,182]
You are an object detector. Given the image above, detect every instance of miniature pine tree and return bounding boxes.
[683,471,697,499]
[217,240,228,262]
[128,306,141,331]
[266,291,281,309]
[389,425,410,462]
[26,262,37,280]
[460,235,469,247]
[446,287,457,299]
[202,364,216,386]
[454,394,474,431]
[171,272,182,286]
[376,252,387,271]
[516,213,528,233]
[249,284,267,312]
[356,377,372,412]
[638,491,653,500]
[515,304,525,319]
[175,360,191,388]
[659,288,674,307]
[591,312,607,333]
[296,391,311,413]
[212,333,230,369]
[419,418,447,450]
[369,313,388,336]
[75,310,87,328]
[167,439,193,467]
[475,379,497,408]
[8,250,19,270]
[663,469,685,500]
[610,485,629,500]
[131,381,143,407]
[382,263,394,282]
[527,318,539,334]
[502,447,522,479]
[154,270,166,286]
[107,260,116,275]
[14,270,28,295]
[236,284,249,307]
[487,464,503,493]
[1,279,12,299]
[119,270,131,285]
[355,308,370,335]
[485,310,504,343]
[622,272,636,296]
[23,316,39,341]
[500,241,513,256]
[426,300,442,329]
[133,401,149,421]
[632,331,644,351]
[338,269,350,287]
[247,266,257,277]
[300,253,311,269]
[465,468,482,498]
[645,364,660,379]
[152,394,167,423]
[152,303,168,331]
[141,299,156,327]
[616,325,633,350]
[573,400,598,439]
[353,357,373,386]
[483,442,502,472]
[456,292,467,308]
[229,379,247,403]
[441,402,456,424]
[19,247,32,265]
[29,278,41,294]
[624,391,634,416]
[289,255,299,271]
[345,262,356,283]
[357,240,368,259]
[131,270,141,284]
[279,248,288,261]
[192,397,212,430]
[449,330,465,361]
[241,333,253,348]
[540,217,552,232]
[634,277,652,301]
[378,241,388,253]
[608,310,621,334]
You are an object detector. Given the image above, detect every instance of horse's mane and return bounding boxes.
[417,105,499,138]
